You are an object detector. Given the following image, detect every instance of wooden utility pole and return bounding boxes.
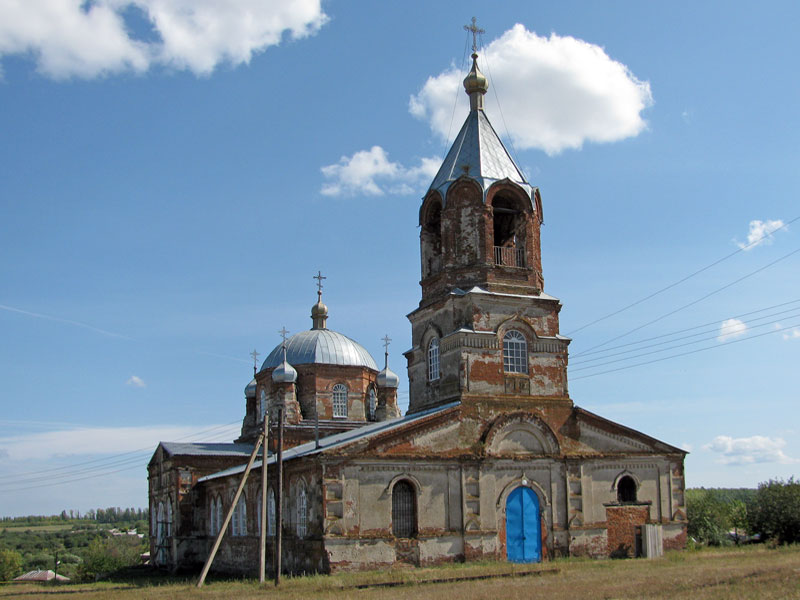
[275,403,284,586]
[259,410,269,583]
[196,433,263,588]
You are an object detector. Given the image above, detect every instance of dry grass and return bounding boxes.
[3,545,800,599]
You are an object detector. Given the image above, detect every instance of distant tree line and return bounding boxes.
[1,507,148,526]
[687,478,800,546]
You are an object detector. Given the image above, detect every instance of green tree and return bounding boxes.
[687,488,729,545]
[0,549,23,581]
[748,477,800,544]
[729,500,748,544]
[75,536,143,582]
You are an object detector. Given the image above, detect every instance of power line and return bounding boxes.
[570,312,800,372]
[571,302,800,366]
[570,321,800,381]
[571,298,800,359]
[572,245,800,358]
[566,216,799,338]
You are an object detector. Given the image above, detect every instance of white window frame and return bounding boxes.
[368,387,376,421]
[231,493,247,536]
[428,338,440,381]
[259,388,268,420]
[332,384,348,418]
[503,330,528,374]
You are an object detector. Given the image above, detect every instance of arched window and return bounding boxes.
[231,493,247,536]
[368,387,376,421]
[268,488,276,537]
[332,384,348,418]
[503,330,527,374]
[297,485,307,538]
[428,338,440,381]
[617,476,637,503]
[216,495,222,536]
[156,502,165,543]
[392,480,417,538]
[209,497,217,536]
[166,500,173,537]
[259,388,268,421]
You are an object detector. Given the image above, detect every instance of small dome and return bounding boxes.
[463,53,488,98]
[244,378,257,398]
[377,366,399,389]
[261,329,378,371]
[311,299,328,330]
[272,359,297,384]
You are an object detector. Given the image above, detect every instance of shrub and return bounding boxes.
[748,477,800,544]
[75,536,144,582]
[0,549,23,581]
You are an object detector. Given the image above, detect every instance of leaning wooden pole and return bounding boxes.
[275,404,284,586]
[196,433,263,588]
[259,411,269,584]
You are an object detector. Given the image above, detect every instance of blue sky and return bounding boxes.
[0,1,798,517]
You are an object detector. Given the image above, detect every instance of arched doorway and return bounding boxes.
[506,486,541,562]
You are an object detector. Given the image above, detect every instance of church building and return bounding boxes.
[148,40,687,575]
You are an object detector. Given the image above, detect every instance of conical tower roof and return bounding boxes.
[427,51,534,204]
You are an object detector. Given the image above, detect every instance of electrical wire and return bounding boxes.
[571,301,800,366]
[566,216,799,338]
[572,244,800,358]
[570,321,800,381]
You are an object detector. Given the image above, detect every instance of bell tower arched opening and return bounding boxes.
[420,196,443,279]
[491,193,528,268]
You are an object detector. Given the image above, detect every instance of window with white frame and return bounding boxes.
[368,387,376,421]
[332,384,348,418]
[428,338,440,381]
[268,488,276,537]
[503,330,527,374]
[231,494,247,536]
[297,485,307,538]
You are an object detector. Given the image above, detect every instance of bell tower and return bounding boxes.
[406,31,569,415]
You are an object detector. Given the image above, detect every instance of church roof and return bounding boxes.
[198,402,460,483]
[261,328,378,371]
[158,442,256,457]
[429,109,533,203]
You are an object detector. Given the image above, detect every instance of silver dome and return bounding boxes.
[272,360,298,383]
[377,366,399,389]
[244,378,257,398]
[261,329,378,371]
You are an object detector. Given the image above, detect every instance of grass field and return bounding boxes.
[3,544,799,599]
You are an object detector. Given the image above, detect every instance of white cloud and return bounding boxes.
[0,423,240,460]
[782,327,800,341]
[0,0,327,79]
[409,24,653,155]
[704,435,798,465]
[320,146,439,197]
[736,219,786,250]
[717,318,748,342]
[126,375,146,388]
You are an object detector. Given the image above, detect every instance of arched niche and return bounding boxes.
[484,412,560,456]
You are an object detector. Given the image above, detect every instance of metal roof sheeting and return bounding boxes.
[261,329,378,371]
[159,442,256,457]
[429,109,533,203]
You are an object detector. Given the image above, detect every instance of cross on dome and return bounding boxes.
[464,17,484,53]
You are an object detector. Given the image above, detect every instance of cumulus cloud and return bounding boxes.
[409,24,653,155]
[704,435,798,465]
[320,146,439,197]
[782,327,800,341]
[126,375,146,388]
[717,318,748,342]
[0,0,327,79]
[735,219,786,250]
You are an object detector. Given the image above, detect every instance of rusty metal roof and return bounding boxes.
[428,109,533,204]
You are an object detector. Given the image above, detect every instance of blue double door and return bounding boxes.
[506,486,541,563]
